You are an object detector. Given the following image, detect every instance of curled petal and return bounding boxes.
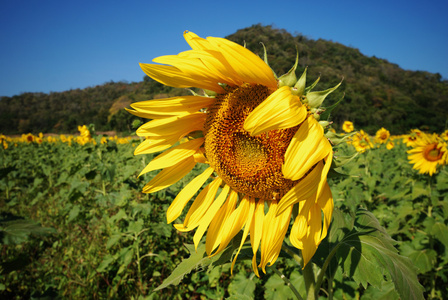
[282,116,331,181]
[244,86,307,136]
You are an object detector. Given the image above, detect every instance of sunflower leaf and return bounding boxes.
[335,209,424,300]
[153,243,211,291]
[0,215,56,245]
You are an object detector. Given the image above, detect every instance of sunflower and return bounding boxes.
[403,129,422,147]
[441,129,448,141]
[374,127,390,144]
[386,141,394,150]
[129,31,339,275]
[351,130,373,153]
[342,121,354,133]
[407,132,447,176]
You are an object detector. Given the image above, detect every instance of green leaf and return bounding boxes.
[336,209,424,300]
[127,219,143,234]
[96,255,115,273]
[430,221,448,249]
[263,270,305,300]
[152,221,172,238]
[228,272,256,298]
[106,234,122,249]
[362,281,399,300]
[67,205,80,222]
[152,243,214,291]
[400,243,437,274]
[0,216,56,245]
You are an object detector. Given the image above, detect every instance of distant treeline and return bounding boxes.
[1,24,447,135]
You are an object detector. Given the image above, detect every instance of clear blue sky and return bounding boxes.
[1,0,447,97]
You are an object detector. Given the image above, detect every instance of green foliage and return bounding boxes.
[1,138,447,299]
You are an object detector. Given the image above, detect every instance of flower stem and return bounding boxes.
[272,266,304,300]
[314,242,342,296]
[303,262,316,300]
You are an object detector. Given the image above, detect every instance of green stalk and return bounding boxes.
[135,233,143,288]
[272,266,304,300]
[314,242,342,297]
[281,244,318,300]
[303,263,316,300]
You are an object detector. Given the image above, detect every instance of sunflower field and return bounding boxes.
[0,126,447,300]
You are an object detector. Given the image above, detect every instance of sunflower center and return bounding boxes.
[424,144,443,161]
[204,83,298,201]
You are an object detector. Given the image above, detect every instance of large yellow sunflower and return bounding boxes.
[408,132,447,176]
[128,31,339,275]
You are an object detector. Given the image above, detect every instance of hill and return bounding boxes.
[1,24,447,135]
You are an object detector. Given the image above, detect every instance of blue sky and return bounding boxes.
[1,0,447,97]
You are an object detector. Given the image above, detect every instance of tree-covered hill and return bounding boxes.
[1,24,447,135]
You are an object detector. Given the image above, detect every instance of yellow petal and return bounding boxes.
[259,202,292,273]
[133,136,177,156]
[207,36,277,89]
[153,53,231,88]
[166,167,214,223]
[244,86,307,136]
[182,49,243,86]
[193,185,230,250]
[231,197,256,274]
[277,161,324,215]
[250,200,265,277]
[175,177,222,231]
[183,31,210,50]
[301,204,322,267]
[136,113,206,137]
[138,138,203,176]
[206,189,238,255]
[250,200,265,255]
[129,95,214,118]
[291,214,308,241]
[142,157,196,193]
[183,32,249,87]
[139,63,224,93]
[283,116,331,181]
[316,149,333,200]
[317,183,333,243]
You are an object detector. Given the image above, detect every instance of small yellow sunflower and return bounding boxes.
[351,130,373,153]
[408,133,447,176]
[374,127,390,144]
[129,31,339,274]
[403,129,422,147]
[386,141,394,150]
[342,121,354,133]
[23,133,35,143]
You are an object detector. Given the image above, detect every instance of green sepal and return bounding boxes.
[304,76,320,94]
[325,130,356,146]
[261,43,277,79]
[333,152,359,168]
[327,167,349,179]
[293,67,307,97]
[278,52,298,87]
[307,79,343,109]
[319,93,345,121]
